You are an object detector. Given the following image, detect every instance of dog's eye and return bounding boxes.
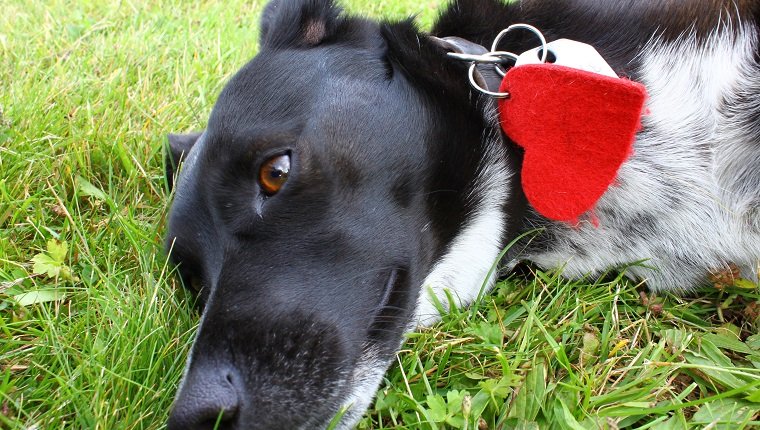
[259,153,290,196]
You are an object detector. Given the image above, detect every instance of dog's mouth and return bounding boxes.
[368,267,411,341]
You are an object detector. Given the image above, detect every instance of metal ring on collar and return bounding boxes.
[491,24,548,76]
[447,52,510,64]
[467,51,519,98]
[491,23,548,59]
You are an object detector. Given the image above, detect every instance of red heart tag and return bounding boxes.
[498,64,647,222]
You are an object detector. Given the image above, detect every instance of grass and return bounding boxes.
[0,0,758,428]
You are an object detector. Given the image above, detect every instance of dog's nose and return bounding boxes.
[167,367,240,430]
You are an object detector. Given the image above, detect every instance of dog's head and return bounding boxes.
[164,0,523,428]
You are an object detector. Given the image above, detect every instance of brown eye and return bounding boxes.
[258,153,290,196]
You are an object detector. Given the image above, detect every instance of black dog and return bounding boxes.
[164,0,760,428]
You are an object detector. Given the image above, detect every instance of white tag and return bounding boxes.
[515,39,617,78]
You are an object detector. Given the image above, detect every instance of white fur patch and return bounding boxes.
[415,127,513,326]
[333,351,389,430]
[527,23,760,289]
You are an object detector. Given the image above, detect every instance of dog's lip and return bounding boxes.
[376,268,399,313]
[367,267,407,337]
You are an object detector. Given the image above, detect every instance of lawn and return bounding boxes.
[1,0,758,429]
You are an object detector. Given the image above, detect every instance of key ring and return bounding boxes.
[447,23,548,98]
[491,24,548,77]
[466,51,518,99]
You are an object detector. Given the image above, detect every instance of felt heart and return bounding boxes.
[498,64,647,222]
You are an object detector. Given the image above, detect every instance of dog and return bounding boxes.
[163,0,760,428]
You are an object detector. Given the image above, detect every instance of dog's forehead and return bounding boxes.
[169,44,431,240]
[212,47,387,125]
[206,46,427,167]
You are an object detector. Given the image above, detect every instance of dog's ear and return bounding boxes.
[382,20,477,107]
[259,0,342,49]
[165,132,203,190]
[383,21,506,114]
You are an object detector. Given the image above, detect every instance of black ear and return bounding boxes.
[382,20,476,107]
[259,0,342,49]
[165,132,203,190]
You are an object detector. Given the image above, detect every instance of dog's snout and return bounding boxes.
[167,367,240,430]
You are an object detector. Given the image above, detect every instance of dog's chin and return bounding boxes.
[309,268,415,429]
[336,353,396,428]
[329,274,415,428]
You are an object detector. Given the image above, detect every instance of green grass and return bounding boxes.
[1,0,758,429]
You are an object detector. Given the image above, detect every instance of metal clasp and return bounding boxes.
[447,24,548,99]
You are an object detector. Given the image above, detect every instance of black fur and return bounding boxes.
[165,132,203,190]
[165,2,506,428]
[164,0,760,428]
[434,0,760,75]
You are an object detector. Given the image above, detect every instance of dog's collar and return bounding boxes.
[446,25,648,224]
[431,36,504,94]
